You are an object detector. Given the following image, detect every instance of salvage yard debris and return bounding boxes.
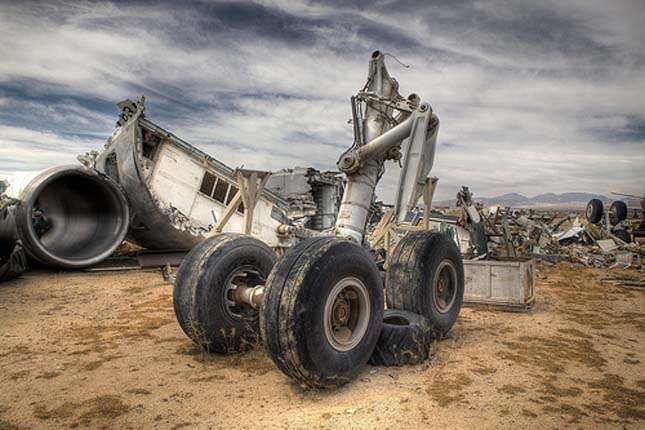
[0,165,130,270]
[0,180,27,281]
[448,186,645,269]
[364,184,643,313]
[0,50,641,397]
[265,167,344,231]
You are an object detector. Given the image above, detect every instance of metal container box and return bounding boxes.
[463,258,536,311]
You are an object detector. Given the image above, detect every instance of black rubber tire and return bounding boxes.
[613,229,631,243]
[0,242,27,283]
[369,309,433,367]
[585,199,604,224]
[260,236,383,389]
[173,233,276,354]
[609,201,628,225]
[386,231,464,338]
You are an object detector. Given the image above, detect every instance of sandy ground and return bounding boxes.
[0,262,644,430]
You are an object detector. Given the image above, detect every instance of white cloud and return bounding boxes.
[0,0,643,203]
[0,125,101,176]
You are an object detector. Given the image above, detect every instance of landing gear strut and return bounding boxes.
[172,50,465,389]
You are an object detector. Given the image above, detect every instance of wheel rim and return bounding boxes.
[433,260,458,314]
[609,206,616,222]
[224,265,264,318]
[323,277,371,352]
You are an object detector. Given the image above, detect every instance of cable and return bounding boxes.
[383,52,411,68]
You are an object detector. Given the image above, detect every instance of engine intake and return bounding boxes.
[0,165,129,269]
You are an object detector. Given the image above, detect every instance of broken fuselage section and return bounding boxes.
[93,98,295,251]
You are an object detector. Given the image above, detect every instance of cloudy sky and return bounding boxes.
[1,0,643,202]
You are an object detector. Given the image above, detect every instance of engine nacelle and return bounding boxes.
[0,165,129,269]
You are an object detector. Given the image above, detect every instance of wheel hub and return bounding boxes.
[332,297,350,326]
[323,277,370,352]
[433,260,458,314]
[225,266,265,318]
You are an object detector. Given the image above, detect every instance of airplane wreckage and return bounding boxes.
[1,51,467,389]
[0,96,347,275]
[1,50,643,391]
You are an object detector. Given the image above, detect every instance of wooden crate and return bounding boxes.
[463,258,536,311]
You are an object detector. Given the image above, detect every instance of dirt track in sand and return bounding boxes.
[0,262,644,429]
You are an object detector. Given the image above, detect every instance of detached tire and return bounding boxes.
[586,199,603,224]
[369,310,433,367]
[173,233,276,354]
[613,229,631,243]
[260,237,383,388]
[609,201,628,225]
[386,231,464,338]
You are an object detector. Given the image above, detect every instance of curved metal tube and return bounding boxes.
[0,165,129,269]
[356,115,414,162]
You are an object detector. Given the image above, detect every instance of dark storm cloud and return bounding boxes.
[0,0,643,199]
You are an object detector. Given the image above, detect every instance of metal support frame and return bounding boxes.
[237,169,272,235]
[369,176,439,267]
[217,53,445,320]
[208,169,271,236]
[422,176,438,230]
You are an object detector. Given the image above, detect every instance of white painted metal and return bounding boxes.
[151,144,203,215]
[393,108,439,224]
[334,51,439,243]
[148,143,287,247]
[334,159,381,242]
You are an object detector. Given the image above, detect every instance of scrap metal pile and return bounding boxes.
[265,167,344,231]
[0,180,27,281]
[453,186,644,269]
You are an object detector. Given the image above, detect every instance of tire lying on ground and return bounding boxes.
[585,199,604,224]
[609,201,628,225]
[613,229,631,244]
[261,236,383,389]
[0,242,27,283]
[386,231,464,339]
[173,233,276,354]
[369,309,433,367]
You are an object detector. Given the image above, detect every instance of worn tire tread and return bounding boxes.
[369,309,433,366]
[261,237,383,388]
[386,231,464,337]
[173,233,276,354]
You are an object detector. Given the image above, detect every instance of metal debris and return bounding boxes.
[448,186,645,269]
[265,167,344,231]
[94,97,297,251]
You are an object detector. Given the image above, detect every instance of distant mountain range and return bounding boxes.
[433,192,642,209]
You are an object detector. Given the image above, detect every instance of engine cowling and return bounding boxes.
[0,165,129,269]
